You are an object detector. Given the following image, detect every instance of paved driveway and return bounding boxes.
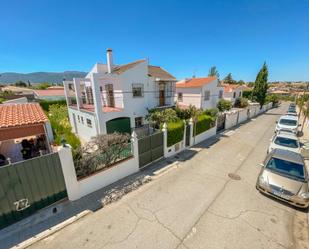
[29,104,309,249]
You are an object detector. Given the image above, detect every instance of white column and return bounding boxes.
[57,146,80,201]
[63,81,71,105]
[90,73,105,134]
[189,118,194,146]
[162,123,168,157]
[73,78,83,110]
[131,130,139,167]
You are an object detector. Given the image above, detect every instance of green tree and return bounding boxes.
[14,81,27,87]
[252,63,269,108]
[208,66,219,78]
[223,73,236,84]
[146,108,179,126]
[217,99,232,112]
[36,82,51,90]
[237,80,245,85]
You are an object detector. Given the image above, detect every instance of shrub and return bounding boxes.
[265,94,279,107]
[203,108,219,118]
[234,97,249,108]
[175,105,203,120]
[146,108,179,127]
[48,104,80,149]
[167,120,184,147]
[194,114,215,136]
[39,99,67,111]
[217,99,232,112]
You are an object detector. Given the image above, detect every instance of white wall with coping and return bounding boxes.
[57,133,139,201]
[225,111,239,129]
[193,125,217,145]
[238,108,248,124]
[2,97,28,104]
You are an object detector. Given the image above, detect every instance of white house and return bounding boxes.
[63,49,176,142]
[175,76,224,110]
[222,84,248,104]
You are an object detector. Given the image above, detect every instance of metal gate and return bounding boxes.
[185,124,191,146]
[217,113,226,132]
[0,153,67,229]
[138,131,164,168]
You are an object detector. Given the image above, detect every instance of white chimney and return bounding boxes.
[106,48,113,73]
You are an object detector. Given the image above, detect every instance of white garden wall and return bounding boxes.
[225,111,238,129]
[193,126,217,145]
[57,134,139,201]
[238,108,248,124]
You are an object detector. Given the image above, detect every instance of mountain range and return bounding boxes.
[0,71,87,84]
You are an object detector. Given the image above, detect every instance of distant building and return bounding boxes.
[222,84,247,104]
[175,76,223,110]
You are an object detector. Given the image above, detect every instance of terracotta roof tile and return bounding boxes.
[0,103,48,128]
[148,65,176,81]
[222,84,242,93]
[176,76,217,88]
[34,89,65,97]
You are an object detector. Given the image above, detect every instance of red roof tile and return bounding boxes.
[176,76,217,88]
[0,103,48,128]
[222,84,242,93]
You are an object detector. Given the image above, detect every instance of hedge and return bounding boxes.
[194,114,215,136]
[39,99,67,111]
[167,120,184,147]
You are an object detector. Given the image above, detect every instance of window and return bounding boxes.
[233,92,236,98]
[135,117,143,128]
[81,116,84,124]
[178,93,183,102]
[239,91,242,97]
[77,115,80,123]
[204,90,210,101]
[219,90,223,99]
[132,83,144,97]
[86,118,92,128]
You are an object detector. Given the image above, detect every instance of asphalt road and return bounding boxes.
[29,104,309,249]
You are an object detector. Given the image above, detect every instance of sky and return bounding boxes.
[0,0,308,82]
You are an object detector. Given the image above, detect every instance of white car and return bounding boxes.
[268,131,301,154]
[275,115,299,134]
[286,111,297,117]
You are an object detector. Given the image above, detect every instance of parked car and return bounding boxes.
[286,111,297,117]
[268,131,301,154]
[275,115,299,134]
[256,149,309,208]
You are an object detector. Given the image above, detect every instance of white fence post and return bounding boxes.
[162,123,168,157]
[131,130,139,166]
[57,146,80,201]
[189,118,194,146]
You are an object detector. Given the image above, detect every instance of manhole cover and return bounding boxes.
[228,173,241,180]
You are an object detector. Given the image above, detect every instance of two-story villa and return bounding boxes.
[64,49,176,141]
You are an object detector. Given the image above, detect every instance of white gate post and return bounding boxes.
[131,130,139,166]
[162,123,168,157]
[189,118,194,146]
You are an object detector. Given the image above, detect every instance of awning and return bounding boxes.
[0,124,45,141]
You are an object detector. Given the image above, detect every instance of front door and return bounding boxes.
[105,84,115,107]
[159,90,165,106]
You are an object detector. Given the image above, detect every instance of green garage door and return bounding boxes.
[106,117,131,134]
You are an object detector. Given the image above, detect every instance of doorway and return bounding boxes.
[105,84,115,107]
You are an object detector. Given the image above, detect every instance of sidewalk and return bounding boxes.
[1,136,219,249]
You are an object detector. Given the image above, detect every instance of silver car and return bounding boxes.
[256,149,309,208]
[268,131,301,154]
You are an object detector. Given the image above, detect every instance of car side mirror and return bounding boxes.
[299,124,301,126]
[275,121,278,124]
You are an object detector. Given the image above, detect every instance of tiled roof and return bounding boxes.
[148,65,176,81]
[0,103,48,128]
[222,84,242,93]
[112,60,146,74]
[34,89,65,97]
[176,76,217,88]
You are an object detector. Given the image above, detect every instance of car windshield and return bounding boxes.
[279,119,297,126]
[274,137,299,148]
[266,157,305,181]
